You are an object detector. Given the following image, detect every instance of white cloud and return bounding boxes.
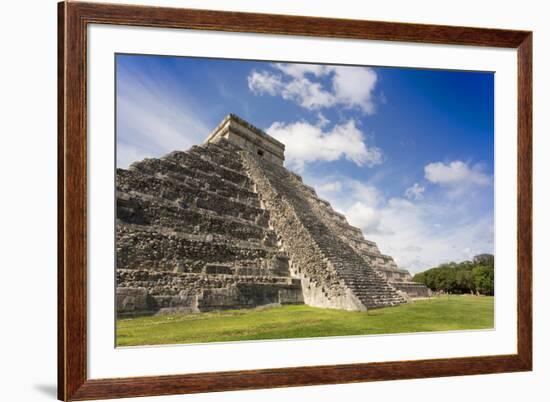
[117,65,210,168]
[248,68,334,109]
[316,112,330,128]
[247,63,379,114]
[346,202,382,234]
[424,161,491,186]
[273,63,328,78]
[247,70,283,96]
[283,76,336,109]
[303,174,494,274]
[318,181,342,193]
[316,178,385,234]
[348,181,383,207]
[267,119,383,171]
[354,194,493,273]
[331,66,378,114]
[405,182,425,200]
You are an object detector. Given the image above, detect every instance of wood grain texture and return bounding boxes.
[59,1,88,400]
[516,33,533,370]
[67,1,529,47]
[69,355,529,401]
[57,3,65,399]
[58,1,533,400]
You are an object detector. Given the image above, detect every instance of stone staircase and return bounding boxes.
[240,145,406,310]
[116,141,303,316]
[290,168,430,299]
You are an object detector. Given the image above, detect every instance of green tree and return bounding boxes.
[413,255,494,295]
[472,265,494,295]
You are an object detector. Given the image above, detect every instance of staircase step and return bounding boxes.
[243,153,406,309]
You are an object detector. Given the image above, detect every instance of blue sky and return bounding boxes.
[116,54,494,273]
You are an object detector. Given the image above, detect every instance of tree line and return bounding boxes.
[412,254,494,295]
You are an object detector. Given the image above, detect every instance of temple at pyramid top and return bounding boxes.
[204,113,285,166]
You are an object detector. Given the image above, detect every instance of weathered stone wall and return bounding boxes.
[116,140,303,316]
[116,224,280,273]
[391,282,432,298]
[241,150,406,310]
[117,269,303,316]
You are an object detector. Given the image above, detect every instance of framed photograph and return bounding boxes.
[58,1,532,400]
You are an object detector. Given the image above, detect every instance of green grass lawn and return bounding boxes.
[116,295,494,347]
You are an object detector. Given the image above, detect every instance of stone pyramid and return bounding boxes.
[116,114,429,316]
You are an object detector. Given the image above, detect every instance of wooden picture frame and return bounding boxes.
[58,1,532,400]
